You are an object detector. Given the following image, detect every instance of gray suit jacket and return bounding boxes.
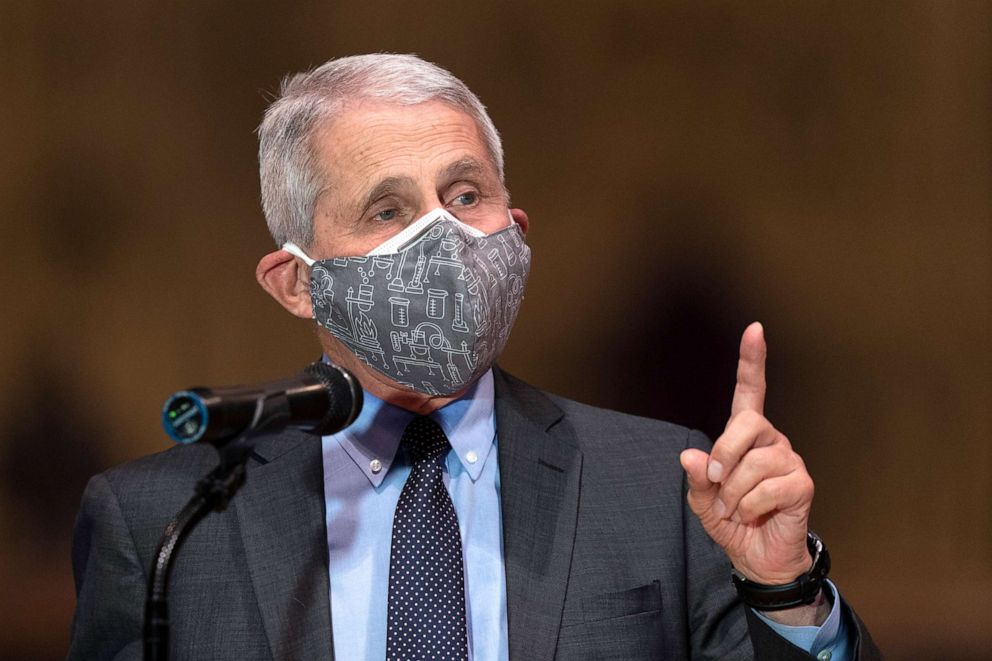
[69,368,880,660]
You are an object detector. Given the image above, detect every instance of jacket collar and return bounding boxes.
[493,366,583,661]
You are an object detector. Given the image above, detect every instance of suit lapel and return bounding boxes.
[234,431,333,661]
[495,368,582,661]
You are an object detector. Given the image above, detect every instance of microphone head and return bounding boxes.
[162,390,210,444]
[304,362,363,435]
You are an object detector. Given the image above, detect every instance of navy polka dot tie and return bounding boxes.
[386,416,469,661]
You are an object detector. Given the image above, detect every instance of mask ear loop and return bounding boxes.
[282,241,316,267]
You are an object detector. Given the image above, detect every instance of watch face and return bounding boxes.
[806,531,830,578]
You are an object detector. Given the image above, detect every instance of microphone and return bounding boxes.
[162,362,363,445]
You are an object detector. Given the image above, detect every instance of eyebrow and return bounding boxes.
[355,157,496,216]
[438,157,489,186]
[357,176,418,216]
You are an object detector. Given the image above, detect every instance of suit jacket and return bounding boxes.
[69,367,881,660]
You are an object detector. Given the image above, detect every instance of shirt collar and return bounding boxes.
[329,368,496,487]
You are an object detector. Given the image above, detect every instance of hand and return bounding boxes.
[680,322,815,585]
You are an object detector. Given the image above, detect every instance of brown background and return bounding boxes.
[1,1,989,659]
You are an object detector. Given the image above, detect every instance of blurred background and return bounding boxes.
[1,1,988,659]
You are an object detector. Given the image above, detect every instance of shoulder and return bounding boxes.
[82,443,220,524]
[101,443,218,491]
[493,366,713,471]
[548,393,693,444]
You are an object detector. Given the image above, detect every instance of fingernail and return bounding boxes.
[713,499,726,519]
[707,460,724,483]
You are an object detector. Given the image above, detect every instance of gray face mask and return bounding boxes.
[283,209,531,396]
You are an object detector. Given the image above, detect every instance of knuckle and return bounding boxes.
[739,409,762,426]
[724,411,744,432]
[749,445,785,474]
[718,484,740,508]
[739,487,772,522]
[743,448,771,473]
[762,478,784,502]
[776,431,793,450]
[786,452,811,481]
[773,443,795,465]
[781,473,814,507]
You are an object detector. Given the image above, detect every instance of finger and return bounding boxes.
[731,321,767,417]
[735,472,814,526]
[707,409,781,483]
[680,449,720,516]
[710,444,800,519]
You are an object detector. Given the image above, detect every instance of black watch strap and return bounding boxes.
[731,531,831,611]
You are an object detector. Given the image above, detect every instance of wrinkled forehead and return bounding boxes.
[312,99,499,194]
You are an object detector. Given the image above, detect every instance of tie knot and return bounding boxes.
[401,416,450,462]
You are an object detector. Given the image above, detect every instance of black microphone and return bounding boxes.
[161,363,363,445]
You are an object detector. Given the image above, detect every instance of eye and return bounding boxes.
[450,191,478,207]
[373,208,399,222]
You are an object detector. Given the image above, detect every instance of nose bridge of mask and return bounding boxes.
[281,207,513,262]
[366,208,489,256]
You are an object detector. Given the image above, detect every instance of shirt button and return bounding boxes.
[817,650,832,661]
[370,458,382,474]
[466,450,478,464]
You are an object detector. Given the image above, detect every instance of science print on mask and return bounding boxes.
[284,209,531,396]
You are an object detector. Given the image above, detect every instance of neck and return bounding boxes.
[319,333,470,415]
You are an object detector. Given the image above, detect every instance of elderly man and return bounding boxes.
[69,54,879,660]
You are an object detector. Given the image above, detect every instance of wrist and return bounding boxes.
[732,531,830,611]
[758,584,831,627]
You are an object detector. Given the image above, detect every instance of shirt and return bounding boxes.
[323,370,506,660]
[322,367,849,660]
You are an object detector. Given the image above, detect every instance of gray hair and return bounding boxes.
[257,53,505,248]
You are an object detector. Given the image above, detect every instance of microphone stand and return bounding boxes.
[143,392,291,661]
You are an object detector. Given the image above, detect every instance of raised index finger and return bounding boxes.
[731,321,767,417]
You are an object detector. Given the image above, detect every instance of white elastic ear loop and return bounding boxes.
[282,242,315,267]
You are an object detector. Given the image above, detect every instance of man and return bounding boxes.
[69,54,880,660]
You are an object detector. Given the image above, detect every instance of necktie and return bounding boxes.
[386,416,469,661]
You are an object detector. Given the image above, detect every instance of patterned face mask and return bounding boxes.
[283,209,531,396]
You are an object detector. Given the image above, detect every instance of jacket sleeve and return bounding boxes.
[68,473,146,661]
[745,602,884,661]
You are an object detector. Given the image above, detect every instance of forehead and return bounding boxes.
[314,99,494,195]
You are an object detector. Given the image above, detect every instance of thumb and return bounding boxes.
[680,449,721,516]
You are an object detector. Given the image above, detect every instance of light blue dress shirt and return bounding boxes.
[321,367,849,660]
[756,581,850,661]
[323,370,507,661]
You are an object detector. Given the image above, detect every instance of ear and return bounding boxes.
[510,207,529,235]
[256,249,313,319]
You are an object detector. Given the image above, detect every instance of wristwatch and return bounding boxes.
[731,531,830,611]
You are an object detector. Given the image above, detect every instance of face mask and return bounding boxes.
[283,209,531,396]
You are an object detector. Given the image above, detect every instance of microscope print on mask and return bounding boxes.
[284,209,531,396]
